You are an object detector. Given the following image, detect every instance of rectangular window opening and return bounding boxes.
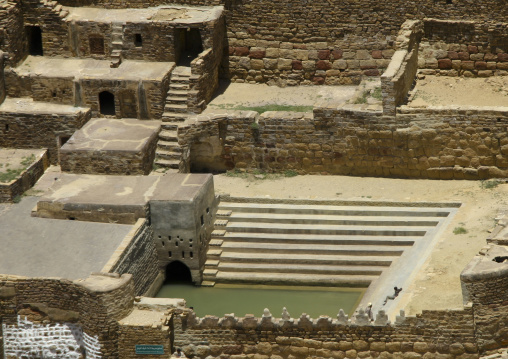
[182,251,185,258]
[168,251,172,257]
[134,34,142,47]
[190,252,193,258]
[201,215,204,226]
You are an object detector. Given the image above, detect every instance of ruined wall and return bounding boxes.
[189,15,225,114]
[181,106,508,179]
[0,273,135,358]
[31,76,75,104]
[419,19,508,77]
[102,219,162,297]
[0,107,91,165]
[173,306,478,359]
[461,245,508,352]
[0,150,49,203]
[57,0,223,7]
[0,2,28,66]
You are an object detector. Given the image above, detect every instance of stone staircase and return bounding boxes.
[154,66,191,170]
[203,199,457,287]
[110,23,123,68]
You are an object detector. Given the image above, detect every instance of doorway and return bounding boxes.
[164,261,192,284]
[26,26,43,56]
[175,28,203,66]
[99,91,115,116]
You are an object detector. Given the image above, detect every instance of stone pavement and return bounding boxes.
[0,196,132,279]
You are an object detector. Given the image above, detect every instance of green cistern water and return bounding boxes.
[156,283,364,318]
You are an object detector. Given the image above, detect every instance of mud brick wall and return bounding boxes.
[0,2,28,66]
[419,19,508,77]
[60,128,159,175]
[0,273,135,357]
[71,21,112,60]
[4,69,32,98]
[0,150,49,203]
[122,23,176,63]
[0,108,91,165]
[101,219,162,296]
[181,107,508,179]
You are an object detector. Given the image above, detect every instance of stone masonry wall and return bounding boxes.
[0,2,28,67]
[101,219,162,297]
[0,108,92,165]
[180,106,508,179]
[0,150,49,203]
[0,273,135,358]
[172,306,478,359]
[418,19,508,77]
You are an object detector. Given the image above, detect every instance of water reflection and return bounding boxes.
[156,283,363,318]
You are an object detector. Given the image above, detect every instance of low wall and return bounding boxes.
[0,150,48,203]
[173,306,478,359]
[102,219,163,297]
[180,106,508,179]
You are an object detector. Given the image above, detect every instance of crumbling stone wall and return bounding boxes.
[0,2,28,66]
[0,273,135,358]
[0,150,49,203]
[102,219,162,297]
[0,107,91,165]
[419,19,508,77]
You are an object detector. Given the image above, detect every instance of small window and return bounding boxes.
[182,251,185,258]
[161,241,165,247]
[158,235,161,239]
[89,36,105,55]
[201,215,204,226]
[168,251,172,258]
[190,252,193,258]
[5,124,9,132]
[134,34,142,47]
[175,241,179,247]
[168,235,171,240]
[206,207,210,213]
[189,238,193,242]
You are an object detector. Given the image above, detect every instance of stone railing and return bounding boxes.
[189,48,218,114]
[381,20,422,115]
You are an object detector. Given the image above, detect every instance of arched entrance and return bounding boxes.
[164,260,192,284]
[99,91,115,116]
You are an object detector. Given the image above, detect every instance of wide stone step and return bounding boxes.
[225,222,428,236]
[219,252,397,266]
[154,158,180,169]
[162,112,188,121]
[159,130,178,141]
[165,104,188,113]
[170,83,190,90]
[226,212,440,226]
[220,242,407,256]
[156,150,181,160]
[161,123,179,131]
[168,90,189,97]
[219,202,453,217]
[157,140,182,151]
[218,262,384,276]
[215,232,417,246]
[214,272,377,287]
[166,96,187,103]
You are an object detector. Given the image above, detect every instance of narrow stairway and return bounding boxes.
[110,23,124,68]
[154,66,191,171]
[203,199,456,287]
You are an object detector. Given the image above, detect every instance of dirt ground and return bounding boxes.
[213,173,508,315]
[409,75,508,108]
[204,82,357,112]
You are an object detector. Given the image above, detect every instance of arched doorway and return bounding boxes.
[164,260,192,284]
[99,91,115,116]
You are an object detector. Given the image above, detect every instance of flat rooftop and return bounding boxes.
[0,148,45,181]
[0,196,132,280]
[15,56,174,82]
[0,97,87,114]
[64,5,223,24]
[62,118,161,152]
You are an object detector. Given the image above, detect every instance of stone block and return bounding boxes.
[278,59,293,70]
[470,53,484,61]
[413,343,429,353]
[332,49,343,59]
[346,350,358,359]
[458,52,470,61]
[332,60,348,70]
[353,341,369,351]
[318,50,331,60]
[438,59,452,69]
[235,47,250,56]
[461,61,474,70]
[264,59,278,70]
[316,60,332,70]
[265,48,280,58]
[339,342,353,351]
[498,53,508,62]
[448,344,464,355]
[475,61,487,70]
[249,49,266,59]
[250,59,265,70]
[302,60,316,71]
[292,60,303,70]
[468,45,478,53]
[447,51,458,60]
[356,50,371,60]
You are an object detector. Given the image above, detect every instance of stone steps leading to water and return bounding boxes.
[204,199,454,287]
